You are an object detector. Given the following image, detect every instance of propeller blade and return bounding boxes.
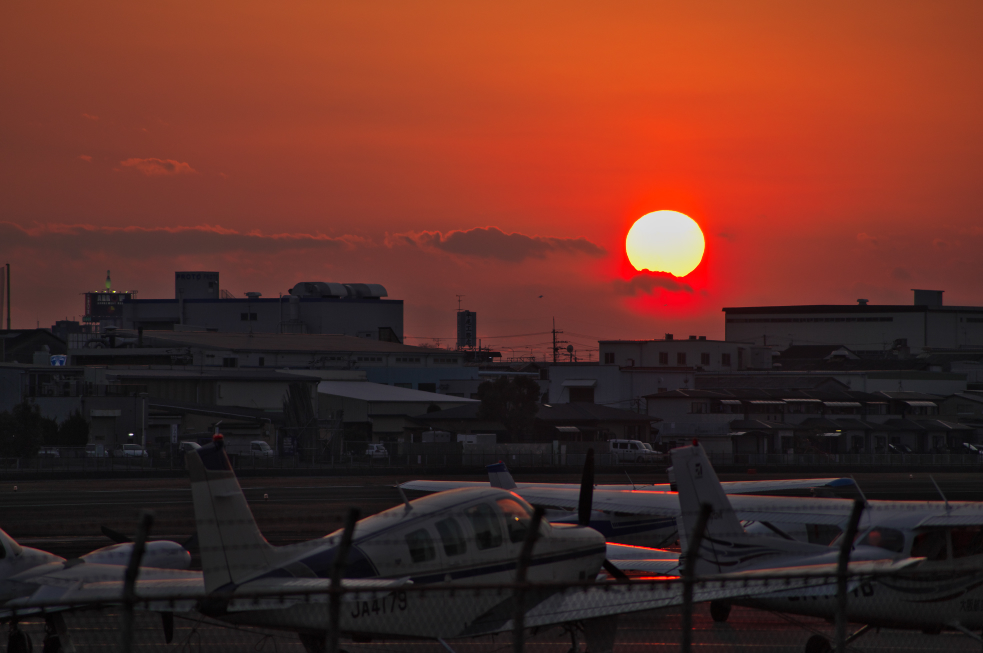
[101,525,131,544]
[578,448,595,527]
[602,559,629,582]
[161,612,174,644]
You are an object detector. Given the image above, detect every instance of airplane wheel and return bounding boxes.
[299,633,326,653]
[805,634,831,653]
[709,600,731,623]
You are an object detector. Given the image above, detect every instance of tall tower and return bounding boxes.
[456,310,476,350]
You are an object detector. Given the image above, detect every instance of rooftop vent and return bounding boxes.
[857,298,869,306]
[698,336,706,341]
[912,289,944,307]
[688,335,697,340]
[665,333,673,341]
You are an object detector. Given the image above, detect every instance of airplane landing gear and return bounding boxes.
[709,601,731,623]
[804,624,872,653]
[804,634,831,653]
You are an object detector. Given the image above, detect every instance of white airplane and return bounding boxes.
[671,442,983,652]
[0,526,197,645]
[402,462,856,548]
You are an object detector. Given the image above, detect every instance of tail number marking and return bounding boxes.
[351,591,407,619]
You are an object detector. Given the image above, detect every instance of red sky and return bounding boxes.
[3,2,982,357]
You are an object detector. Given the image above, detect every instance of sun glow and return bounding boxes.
[625,210,705,277]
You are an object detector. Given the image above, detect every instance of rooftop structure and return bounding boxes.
[724,289,983,353]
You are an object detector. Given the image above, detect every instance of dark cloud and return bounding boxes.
[717,232,736,242]
[392,226,605,262]
[119,157,196,176]
[891,267,911,281]
[0,223,365,259]
[856,232,878,245]
[612,272,693,296]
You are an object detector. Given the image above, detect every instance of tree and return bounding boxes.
[0,401,45,457]
[58,410,90,447]
[476,376,541,441]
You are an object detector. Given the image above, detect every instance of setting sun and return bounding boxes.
[625,210,705,277]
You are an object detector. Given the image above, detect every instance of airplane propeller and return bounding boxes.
[577,448,629,582]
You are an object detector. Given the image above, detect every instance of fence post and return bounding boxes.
[513,506,545,653]
[835,499,865,653]
[681,503,712,653]
[121,510,154,653]
[329,508,359,653]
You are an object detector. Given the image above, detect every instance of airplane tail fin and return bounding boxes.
[186,436,277,593]
[486,461,517,490]
[671,443,760,575]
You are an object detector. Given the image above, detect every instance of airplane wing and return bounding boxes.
[399,478,854,495]
[606,543,680,575]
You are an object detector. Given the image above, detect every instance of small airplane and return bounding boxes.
[671,442,983,652]
[402,463,856,547]
[0,526,197,646]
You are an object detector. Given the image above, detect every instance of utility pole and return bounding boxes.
[456,295,464,312]
[551,317,568,364]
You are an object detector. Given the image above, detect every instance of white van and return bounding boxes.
[607,439,664,464]
[246,440,275,457]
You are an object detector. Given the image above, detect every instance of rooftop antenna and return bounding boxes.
[456,295,464,312]
[929,475,949,513]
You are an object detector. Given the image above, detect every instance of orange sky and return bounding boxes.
[2,2,982,355]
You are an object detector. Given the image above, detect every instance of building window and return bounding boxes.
[418,383,437,393]
[659,352,668,365]
[222,357,238,368]
[240,312,257,321]
[604,352,615,364]
[691,402,707,414]
[700,353,710,366]
[721,353,731,366]
[258,357,265,367]
[677,352,686,365]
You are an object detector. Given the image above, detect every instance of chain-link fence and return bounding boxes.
[6,568,983,652]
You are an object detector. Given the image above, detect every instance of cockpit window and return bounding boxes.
[858,527,905,553]
[465,503,503,550]
[911,530,947,561]
[405,528,436,563]
[496,498,532,543]
[952,527,983,559]
[435,517,467,556]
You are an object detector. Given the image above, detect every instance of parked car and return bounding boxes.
[953,442,983,455]
[178,441,202,454]
[887,443,913,455]
[608,439,664,463]
[365,443,388,460]
[37,447,60,458]
[85,444,109,458]
[113,443,149,458]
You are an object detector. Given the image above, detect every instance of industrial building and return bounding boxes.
[724,289,983,353]
[82,272,404,341]
[598,336,774,371]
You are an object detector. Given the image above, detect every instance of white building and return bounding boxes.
[724,289,983,354]
[599,336,773,371]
